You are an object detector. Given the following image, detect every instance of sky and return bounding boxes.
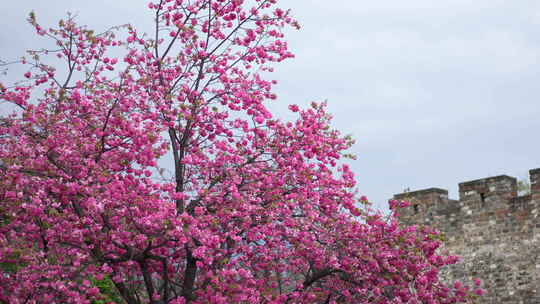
[1,1,539,210]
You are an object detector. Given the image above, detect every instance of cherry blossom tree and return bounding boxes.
[0,1,482,303]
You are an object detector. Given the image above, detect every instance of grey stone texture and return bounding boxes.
[394,168,540,303]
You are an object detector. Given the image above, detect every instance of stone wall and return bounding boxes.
[394,168,540,303]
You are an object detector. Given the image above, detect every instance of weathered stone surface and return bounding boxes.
[394,168,540,303]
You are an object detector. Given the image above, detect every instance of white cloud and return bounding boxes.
[1,0,539,209]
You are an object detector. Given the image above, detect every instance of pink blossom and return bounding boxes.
[0,2,476,304]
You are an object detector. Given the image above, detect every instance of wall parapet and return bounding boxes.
[393,169,539,218]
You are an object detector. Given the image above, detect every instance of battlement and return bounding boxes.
[530,168,540,193]
[394,169,539,216]
[393,188,452,221]
[394,187,448,201]
[459,175,517,207]
[393,168,540,303]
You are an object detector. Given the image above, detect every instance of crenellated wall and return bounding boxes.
[394,168,540,303]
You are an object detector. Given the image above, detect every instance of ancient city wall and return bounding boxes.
[394,168,540,303]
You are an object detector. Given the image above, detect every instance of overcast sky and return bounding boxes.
[1,1,539,210]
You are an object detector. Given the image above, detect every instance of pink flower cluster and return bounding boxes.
[0,1,481,303]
